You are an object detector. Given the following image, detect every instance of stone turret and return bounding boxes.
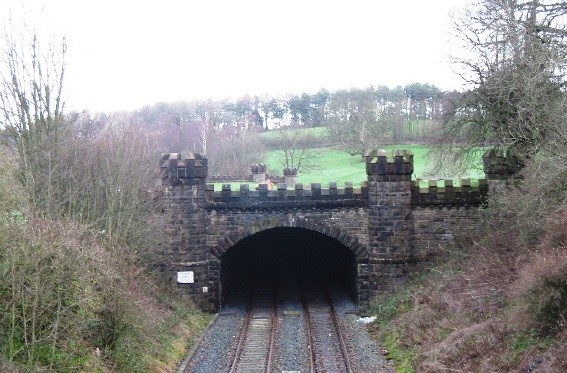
[483,148,523,195]
[160,152,215,310]
[482,148,522,180]
[161,152,208,182]
[283,167,297,186]
[251,163,266,183]
[366,150,413,294]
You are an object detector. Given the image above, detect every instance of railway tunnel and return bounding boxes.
[220,227,357,306]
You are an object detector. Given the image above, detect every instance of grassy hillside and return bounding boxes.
[265,145,484,186]
[210,127,485,189]
[259,126,329,141]
[368,222,567,372]
[0,218,212,373]
[0,146,211,372]
[212,143,484,190]
[265,147,366,185]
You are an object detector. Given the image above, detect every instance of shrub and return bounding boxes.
[510,209,567,336]
[0,218,102,370]
[513,247,567,335]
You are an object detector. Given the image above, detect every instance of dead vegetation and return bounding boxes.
[370,203,567,372]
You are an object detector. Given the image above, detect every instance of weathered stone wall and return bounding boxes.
[160,153,212,309]
[412,206,482,259]
[410,179,488,260]
[206,207,369,255]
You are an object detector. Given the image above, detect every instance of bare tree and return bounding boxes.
[437,0,567,242]
[441,0,566,163]
[207,125,265,177]
[269,122,321,177]
[325,88,398,156]
[0,18,67,216]
[62,120,158,244]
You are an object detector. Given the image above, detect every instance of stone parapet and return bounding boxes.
[251,163,266,183]
[411,179,489,206]
[205,182,367,209]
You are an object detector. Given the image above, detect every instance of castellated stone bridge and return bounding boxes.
[158,150,518,311]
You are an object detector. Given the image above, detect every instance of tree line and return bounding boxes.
[64,83,452,176]
[128,83,444,134]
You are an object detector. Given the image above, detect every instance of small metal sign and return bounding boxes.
[177,271,194,284]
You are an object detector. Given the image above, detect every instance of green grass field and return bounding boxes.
[259,126,329,141]
[265,145,484,186]
[212,144,485,190]
[207,125,486,189]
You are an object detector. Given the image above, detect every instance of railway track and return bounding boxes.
[228,283,277,373]
[301,278,354,373]
[186,276,361,373]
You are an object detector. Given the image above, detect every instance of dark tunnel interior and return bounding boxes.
[220,227,357,306]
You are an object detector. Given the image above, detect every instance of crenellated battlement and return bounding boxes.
[161,152,208,184]
[250,163,266,173]
[159,150,495,208]
[205,181,368,209]
[483,148,523,179]
[411,179,489,206]
[366,149,413,180]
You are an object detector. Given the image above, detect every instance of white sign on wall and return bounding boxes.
[177,271,194,284]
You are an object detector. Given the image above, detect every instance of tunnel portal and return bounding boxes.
[220,227,357,306]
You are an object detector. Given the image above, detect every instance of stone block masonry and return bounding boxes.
[159,149,517,311]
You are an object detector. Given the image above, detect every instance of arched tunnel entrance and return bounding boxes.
[220,227,357,307]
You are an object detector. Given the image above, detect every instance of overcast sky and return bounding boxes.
[1,0,468,113]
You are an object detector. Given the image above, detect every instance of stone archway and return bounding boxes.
[209,218,369,309]
[209,216,368,259]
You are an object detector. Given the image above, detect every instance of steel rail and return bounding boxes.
[300,277,354,373]
[323,283,354,373]
[229,282,277,373]
[228,303,252,373]
[266,282,277,373]
[300,280,316,373]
